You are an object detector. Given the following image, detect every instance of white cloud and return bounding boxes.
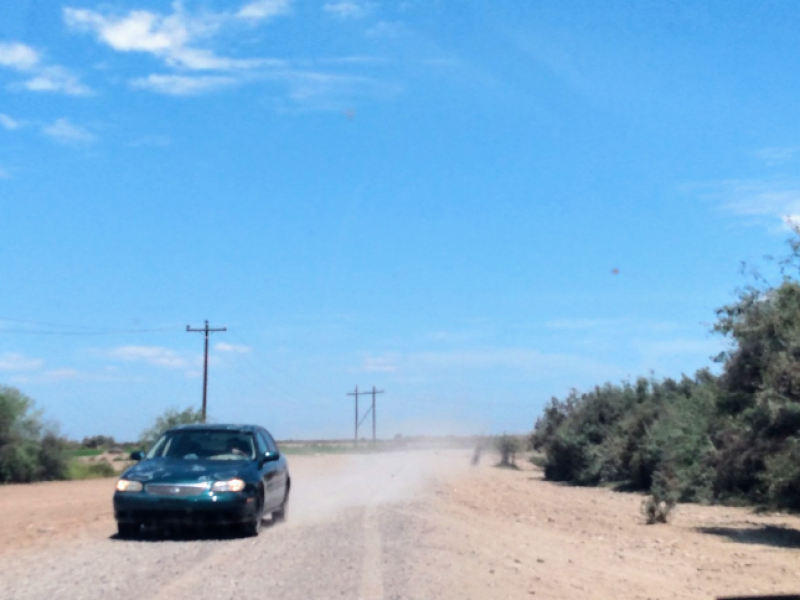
[754,146,797,166]
[0,41,90,96]
[44,368,80,380]
[42,118,96,144]
[238,0,293,20]
[361,356,397,372]
[0,352,44,372]
[64,3,287,71]
[0,113,21,129]
[366,21,407,38]
[704,179,800,231]
[65,8,193,54]
[784,215,800,230]
[0,42,40,70]
[21,66,91,96]
[215,342,251,354]
[108,345,188,368]
[324,1,373,19]
[276,70,402,111]
[130,74,236,95]
[357,348,625,381]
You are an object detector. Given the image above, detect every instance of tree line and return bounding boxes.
[533,238,800,510]
[0,385,203,484]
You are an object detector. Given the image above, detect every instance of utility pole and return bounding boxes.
[186,320,226,423]
[347,386,385,446]
[369,386,384,443]
[347,386,360,446]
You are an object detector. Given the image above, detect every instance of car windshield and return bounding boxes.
[146,430,255,461]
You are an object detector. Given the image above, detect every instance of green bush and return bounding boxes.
[0,386,70,483]
[139,406,205,449]
[67,460,116,480]
[533,236,800,511]
[495,434,522,466]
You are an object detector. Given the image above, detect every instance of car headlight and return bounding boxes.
[211,478,246,492]
[116,479,143,492]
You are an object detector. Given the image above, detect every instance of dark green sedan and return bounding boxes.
[113,424,290,538]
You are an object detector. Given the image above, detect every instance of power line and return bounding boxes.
[0,327,179,336]
[0,316,180,335]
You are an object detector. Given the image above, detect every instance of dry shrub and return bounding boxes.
[640,495,674,524]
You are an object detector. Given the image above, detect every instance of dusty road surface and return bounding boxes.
[2,450,800,600]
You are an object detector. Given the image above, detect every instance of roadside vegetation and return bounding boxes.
[532,235,800,511]
[0,386,69,483]
[0,399,205,484]
[138,406,204,448]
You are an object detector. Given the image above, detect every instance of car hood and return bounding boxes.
[121,457,251,484]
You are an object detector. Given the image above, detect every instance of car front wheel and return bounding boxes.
[117,522,140,539]
[240,487,265,537]
[273,489,289,523]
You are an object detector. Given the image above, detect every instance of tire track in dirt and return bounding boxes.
[358,505,385,600]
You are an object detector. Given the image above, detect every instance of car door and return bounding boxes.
[260,429,287,510]
[256,430,283,510]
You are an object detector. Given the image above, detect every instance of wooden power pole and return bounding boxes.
[186,320,226,423]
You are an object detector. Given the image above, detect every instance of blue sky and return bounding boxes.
[2,0,800,441]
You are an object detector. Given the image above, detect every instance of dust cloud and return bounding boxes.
[287,449,472,525]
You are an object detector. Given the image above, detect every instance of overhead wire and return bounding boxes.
[0,316,181,336]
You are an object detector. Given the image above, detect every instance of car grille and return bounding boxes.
[145,483,209,497]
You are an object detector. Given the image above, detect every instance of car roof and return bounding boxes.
[167,424,262,433]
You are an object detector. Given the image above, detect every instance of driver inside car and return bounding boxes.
[227,438,251,458]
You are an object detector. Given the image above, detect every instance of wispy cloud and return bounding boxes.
[361,356,397,372]
[44,367,80,380]
[107,345,188,368]
[276,71,402,111]
[64,2,289,71]
[215,342,251,354]
[324,1,374,19]
[0,113,21,130]
[0,42,39,70]
[130,73,237,95]
[0,352,44,372]
[238,0,293,20]
[366,21,408,38]
[21,66,90,95]
[754,146,797,166]
[0,41,90,95]
[356,348,625,381]
[42,118,96,144]
[701,178,800,232]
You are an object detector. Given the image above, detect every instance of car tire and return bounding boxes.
[273,488,289,523]
[240,487,265,537]
[241,516,262,537]
[117,522,140,539]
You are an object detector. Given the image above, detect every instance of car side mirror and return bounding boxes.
[130,451,144,461]
[261,451,280,464]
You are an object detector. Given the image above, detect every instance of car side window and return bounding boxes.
[264,431,279,454]
[254,431,269,455]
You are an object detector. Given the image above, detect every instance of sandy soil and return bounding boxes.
[1,450,799,599]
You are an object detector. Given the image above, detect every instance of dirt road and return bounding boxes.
[1,450,800,600]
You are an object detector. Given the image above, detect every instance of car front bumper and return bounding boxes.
[114,490,258,527]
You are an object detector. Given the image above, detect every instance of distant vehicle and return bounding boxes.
[113,424,290,538]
